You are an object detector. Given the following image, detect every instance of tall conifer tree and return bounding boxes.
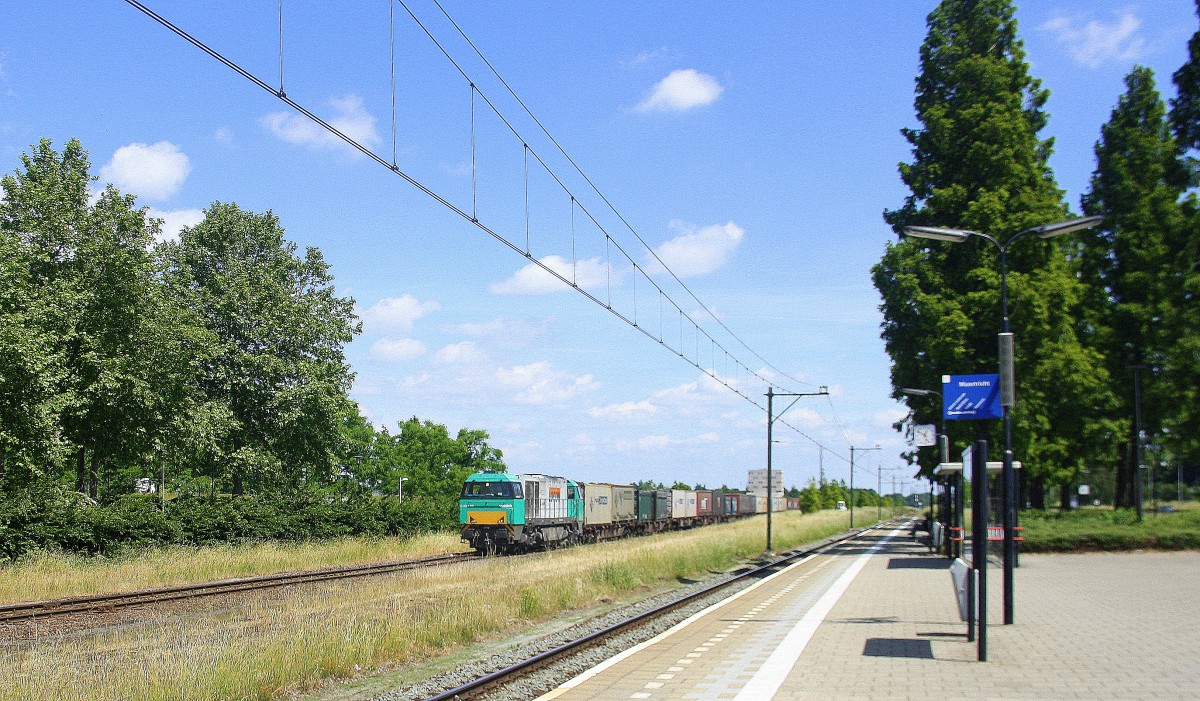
[1170,0,1200,156]
[872,0,1116,506]
[1166,2,1200,462]
[1079,67,1186,504]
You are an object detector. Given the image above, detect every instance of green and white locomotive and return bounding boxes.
[459,472,583,555]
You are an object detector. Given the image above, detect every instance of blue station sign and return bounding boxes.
[942,374,1003,421]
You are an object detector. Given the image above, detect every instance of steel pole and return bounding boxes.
[849,446,855,528]
[972,439,989,661]
[999,242,1016,626]
[766,387,774,551]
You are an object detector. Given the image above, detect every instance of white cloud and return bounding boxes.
[568,433,598,453]
[621,47,670,68]
[589,400,659,420]
[100,141,191,201]
[434,341,485,365]
[635,68,724,113]
[618,430,719,452]
[370,337,427,361]
[636,434,675,450]
[1040,11,1146,68]
[360,295,441,332]
[876,406,911,427]
[650,220,744,277]
[148,207,204,244]
[497,361,600,404]
[214,127,233,144]
[445,318,507,336]
[402,372,431,387]
[441,316,554,341]
[489,255,613,294]
[260,94,381,153]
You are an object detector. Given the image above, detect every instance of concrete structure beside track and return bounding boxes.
[536,524,1200,700]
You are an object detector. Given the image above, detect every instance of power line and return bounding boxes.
[122,0,856,457]
[426,0,815,391]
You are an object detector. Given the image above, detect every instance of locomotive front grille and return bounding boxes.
[467,511,508,525]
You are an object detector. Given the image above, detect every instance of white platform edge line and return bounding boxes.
[533,546,830,700]
[732,527,904,701]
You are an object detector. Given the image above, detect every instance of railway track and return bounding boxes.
[0,551,476,623]
[423,519,910,701]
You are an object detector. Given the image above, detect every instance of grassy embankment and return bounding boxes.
[2,510,850,701]
[0,533,469,604]
[1018,504,1200,552]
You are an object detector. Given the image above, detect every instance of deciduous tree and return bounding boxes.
[160,202,360,495]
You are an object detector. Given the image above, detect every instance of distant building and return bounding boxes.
[747,469,784,499]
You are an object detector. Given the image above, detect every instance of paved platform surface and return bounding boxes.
[540,524,1200,700]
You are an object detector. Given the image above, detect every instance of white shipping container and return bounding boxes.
[672,489,698,518]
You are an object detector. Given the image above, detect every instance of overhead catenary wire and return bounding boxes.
[389,0,800,395]
[121,0,860,460]
[427,0,814,391]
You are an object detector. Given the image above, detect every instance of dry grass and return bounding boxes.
[0,533,469,604]
[1,510,850,701]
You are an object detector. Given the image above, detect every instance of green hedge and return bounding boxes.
[0,485,459,561]
[1019,508,1200,552]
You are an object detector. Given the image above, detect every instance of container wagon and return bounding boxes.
[696,490,716,524]
[671,489,698,528]
[581,482,637,540]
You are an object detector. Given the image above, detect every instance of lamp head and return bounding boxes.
[1029,215,1105,239]
[903,226,975,242]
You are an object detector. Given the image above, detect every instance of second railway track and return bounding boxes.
[0,551,476,624]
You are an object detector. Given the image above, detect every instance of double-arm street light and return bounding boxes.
[904,215,1103,626]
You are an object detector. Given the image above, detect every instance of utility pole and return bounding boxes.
[766,386,828,550]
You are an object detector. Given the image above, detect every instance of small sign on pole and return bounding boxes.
[943,374,1003,421]
[913,424,937,447]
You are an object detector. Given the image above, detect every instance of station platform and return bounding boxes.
[536,523,1200,700]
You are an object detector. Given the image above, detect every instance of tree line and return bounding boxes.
[0,139,505,559]
[874,0,1200,508]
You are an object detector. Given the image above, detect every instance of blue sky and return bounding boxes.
[1,1,1196,494]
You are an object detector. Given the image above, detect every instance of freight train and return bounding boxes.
[458,471,798,555]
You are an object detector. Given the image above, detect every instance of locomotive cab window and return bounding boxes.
[461,481,522,498]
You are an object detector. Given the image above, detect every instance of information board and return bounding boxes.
[942,374,1003,421]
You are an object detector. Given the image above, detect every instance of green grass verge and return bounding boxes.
[1019,506,1200,552]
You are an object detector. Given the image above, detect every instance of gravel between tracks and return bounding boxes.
[375,562,768,701]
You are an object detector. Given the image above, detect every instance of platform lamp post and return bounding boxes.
[849,445,881,528]
[904,215,1103,626]
[766,385,829,551]
[901,387,947,543]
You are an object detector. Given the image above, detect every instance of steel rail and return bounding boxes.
[0,552,475,623]
[423,519,909,701]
